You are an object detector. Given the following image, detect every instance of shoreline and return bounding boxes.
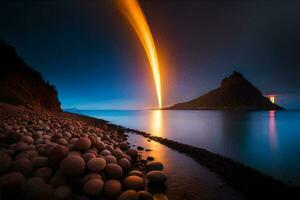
[1,103,299,199]
[82,116,300,199]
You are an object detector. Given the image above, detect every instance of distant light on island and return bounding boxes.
[269,96,275,104]
[118,0,162,109]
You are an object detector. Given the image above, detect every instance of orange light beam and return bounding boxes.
[118,0,162,109]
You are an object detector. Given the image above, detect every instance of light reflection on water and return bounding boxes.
[72,109,300,186]
[268,111,277,152]
[128,134,243,200]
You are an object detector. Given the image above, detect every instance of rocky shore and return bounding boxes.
[0,103,168,200]
[122,130,300,199]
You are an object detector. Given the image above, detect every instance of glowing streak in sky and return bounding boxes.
[118,0,162,108]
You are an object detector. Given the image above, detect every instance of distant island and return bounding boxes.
[164,71,284,111]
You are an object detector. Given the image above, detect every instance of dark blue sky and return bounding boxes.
[0,0,300,109]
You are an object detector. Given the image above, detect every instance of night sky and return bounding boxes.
[0,0,300,109]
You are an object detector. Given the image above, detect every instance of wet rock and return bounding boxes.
[103,179,122,198]
[146,162,163,171]
[83,178,104,196]
[54,185,72,200]
[146,171,167,184]
[128,170,143,177]
[146,156,154,161]
[75,137,91,151]
[0,172,25,188]
[126,148,138,160]
[10,158,33,177]
[117,190,139,200]
[60,156,85,176]
[138,191,154,200]
[105,163,123,179]
[87,157,106,172]
[123,175,145,191]
[0,152,12,173]
[137,146,144,151]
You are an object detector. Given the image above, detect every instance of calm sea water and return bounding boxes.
[70,109,300,186]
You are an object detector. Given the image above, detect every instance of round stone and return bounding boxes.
[10,158,33,177]
[31,156,48,168]
[60,156,85,176]
[105,163,123,179]
[56,138,68,145]
[100,149,111,156]
[123,175,145,191]
[138,191,154,200]
[68,151,82,157]
[54,185,72,200]
[118,158,131,171]
[153,193,168,200]
[117,190,139,200]
[0,172,25,188]
[83,178,104,196]
[128,170,143,177]
[126,148,138,159]
[49,145,69,168]
[49,175,66,187]
[94,141,105,151]
[87,158,106,173]
[146,171,167,184]
[25,182,53,199]
[0,152,12,173]
[82,153,96,162]
[75,137,91,151]
[105,155,117,164]
[81,173,102,185]
[119,142,129,151]
[26,177,45,186]
[146,162,163,171]
[103,179,122,198]
[22,136,34,144]
[113,149,124,160]
[33,167,53,181]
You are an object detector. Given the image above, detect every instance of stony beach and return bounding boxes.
[1,102,300,200]
[0,103,168,200]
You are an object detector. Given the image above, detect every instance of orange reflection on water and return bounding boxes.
[141,109,166,162]
[150,109,163,136]
[268,110,277,152]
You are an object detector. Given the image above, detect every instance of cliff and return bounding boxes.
[0,40,61,111]
[165,71,283,111]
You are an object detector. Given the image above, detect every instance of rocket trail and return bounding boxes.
[118,0,162,109]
